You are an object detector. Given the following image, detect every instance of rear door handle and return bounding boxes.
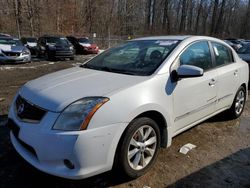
[209,79,216,86]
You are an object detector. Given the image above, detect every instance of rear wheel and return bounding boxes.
[228,86,246,119]
[118,117,160,178]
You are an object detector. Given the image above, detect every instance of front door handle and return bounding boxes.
[209,79,216,86]
[234,70,238,76]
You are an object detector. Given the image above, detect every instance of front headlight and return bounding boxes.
[22,49,30,55]
[69,46,74,51]
[53,97,109,131]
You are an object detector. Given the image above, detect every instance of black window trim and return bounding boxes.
[209,41,235,69]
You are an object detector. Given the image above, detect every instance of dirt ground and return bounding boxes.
[0,56,250,188]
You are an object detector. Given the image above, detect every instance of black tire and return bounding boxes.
[227,86,246,119]
[45,51,54,61]
[118,117,160,178]
[70,57,74,60]
[44,51,50,61]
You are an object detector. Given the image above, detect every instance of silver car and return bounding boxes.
[0,37,31,64]
[8,36,249,179]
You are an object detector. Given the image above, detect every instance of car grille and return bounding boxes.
[55,51,73,56]
[15,95,47,123]
[2,51,20,57]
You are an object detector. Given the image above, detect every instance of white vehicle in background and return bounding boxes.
[8,36,248,179]
[20,37,38,55]
[0,36,31,64]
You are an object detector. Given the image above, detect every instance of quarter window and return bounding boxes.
[180,41,212,71]
[212,42,233,66]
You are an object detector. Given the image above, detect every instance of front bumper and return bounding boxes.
[8,101,127,179]
[0,54,31,63]
[84,48,99,54]
[49,50,74,59]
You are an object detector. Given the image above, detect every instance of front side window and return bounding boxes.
[82,40,180,76]
[180,41,212,71]
[212,42,233,66]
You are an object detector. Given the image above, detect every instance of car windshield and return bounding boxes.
[78,38,92,44]
[46,37,70,45]
[238,45,250,54]
[81,40,180,76]
[0,38,23,46]
[27,38,37,42]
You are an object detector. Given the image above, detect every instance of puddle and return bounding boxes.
[239,116,250,132]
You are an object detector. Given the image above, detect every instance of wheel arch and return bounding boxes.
[112,109,170,171]
[135,110,168,148]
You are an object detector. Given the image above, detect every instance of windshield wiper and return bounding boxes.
[81,64,137,75]
[80,64,98,69]
[100,66,137,75]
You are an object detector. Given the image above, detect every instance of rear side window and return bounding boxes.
[212,42,233,66]
[180,41,213,71]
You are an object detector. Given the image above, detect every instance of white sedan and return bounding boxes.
[8,36,249,179]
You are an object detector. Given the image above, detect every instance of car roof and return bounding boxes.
[41,35,64,38]
[131,35,191,41]
[0,33,11,37]
[0,37,15,40]
[22,37,37,39]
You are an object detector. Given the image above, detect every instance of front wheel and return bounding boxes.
[118,117,160,178]
[228,86,246,119]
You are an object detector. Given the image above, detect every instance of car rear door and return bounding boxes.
[172,41,218,134]
[210,42,240,111]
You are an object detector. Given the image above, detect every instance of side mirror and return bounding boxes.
[171,65,204,82]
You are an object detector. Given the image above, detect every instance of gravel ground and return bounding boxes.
[0,56,249,188]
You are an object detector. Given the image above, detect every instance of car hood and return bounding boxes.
[0,44,25,52]
[238,54,250,63]
[79,43,91,47]
[20,67,147,112]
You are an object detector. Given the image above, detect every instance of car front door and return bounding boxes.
[171,41,218,134]
[211,42,240,111]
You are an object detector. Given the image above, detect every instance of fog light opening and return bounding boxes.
[63,159,75,169]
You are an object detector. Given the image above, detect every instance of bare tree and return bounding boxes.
[179,0,187,33]
[195,0,203,34]
[210,0,219,35]
[162,0,171,34]
[214,0,226,36]
[13,0,22,38]
[240,0,250,38]
[26,0,34,36]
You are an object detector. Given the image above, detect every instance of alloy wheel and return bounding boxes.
[127,125,157,171]
[235,90,245,115]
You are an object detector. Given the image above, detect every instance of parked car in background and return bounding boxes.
[7,36,249,180]
[224,40,239,51]
[0,33,11,37]
[0,36,31,64]
[66,36,99,54]
[237,43,250,64]
[225,38,243,51]
[37,35,74,60]
[21,37,38,55]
